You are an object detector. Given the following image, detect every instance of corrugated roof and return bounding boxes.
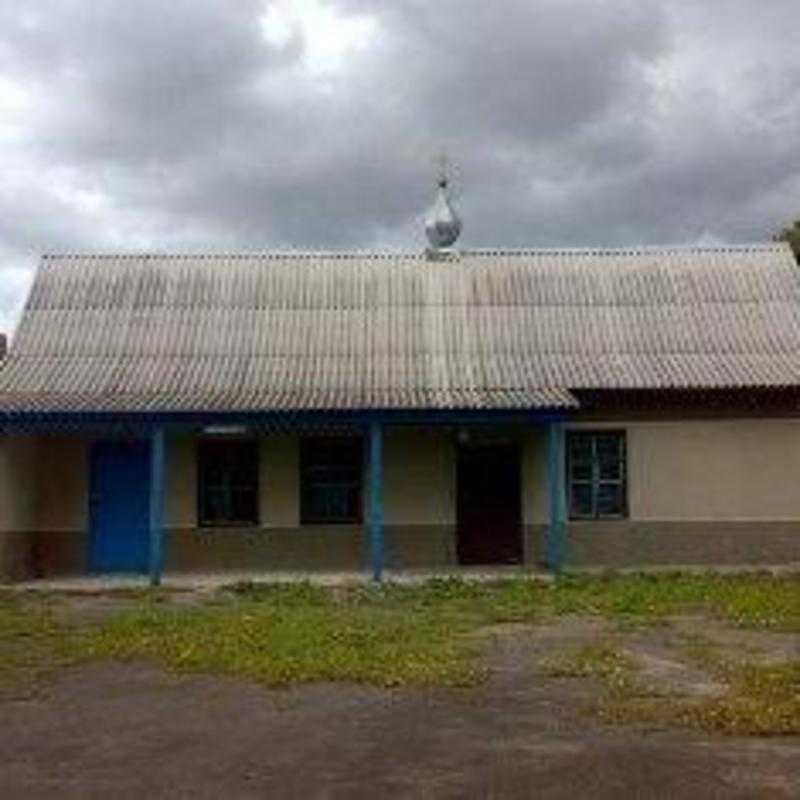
[1,244,798,414]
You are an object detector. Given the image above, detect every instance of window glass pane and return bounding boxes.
[231,458,256,485]
[301,437,363,523]
[329,486,350,520]
[570,460,593,482]
[202,488,230,524]
[231,488,258,523]
[596,435,623,481]
[345,486,361,520]
[597,482,625,516]
[567,431,627,520]
[568,433,593,481]
[198,440,259,525]
[203,460,226,486]
[570,482,593,518]
[569,434,593,464]
[306,486,329,520]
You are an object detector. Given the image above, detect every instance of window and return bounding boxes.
[198,439,259,526]
[567,431,627,519]
[301,437,363,524]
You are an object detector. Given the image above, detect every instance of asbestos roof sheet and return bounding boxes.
[1,244,798,414]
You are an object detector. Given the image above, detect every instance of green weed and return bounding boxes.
[541,643,640,696]
[1,573,798,709]
[0,597,72,698]
[71,597,485,688]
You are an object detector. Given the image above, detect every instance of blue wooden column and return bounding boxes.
[367,420,384,581]
[545,421,567,572]
[149,427,166,587]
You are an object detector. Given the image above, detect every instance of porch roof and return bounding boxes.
[1,244,799,415]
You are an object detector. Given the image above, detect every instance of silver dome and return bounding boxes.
[425,178,462,249]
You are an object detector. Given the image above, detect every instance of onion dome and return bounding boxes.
[425,177,462,249]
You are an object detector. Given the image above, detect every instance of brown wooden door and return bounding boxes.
[456,444,522,565]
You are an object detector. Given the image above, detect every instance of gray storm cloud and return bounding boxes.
[1,0,799,332]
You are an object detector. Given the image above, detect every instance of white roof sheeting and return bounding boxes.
[0,244,798,413]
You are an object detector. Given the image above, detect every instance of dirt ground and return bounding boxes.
[1,606,799,800]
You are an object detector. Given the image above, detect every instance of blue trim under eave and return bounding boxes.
[0,407,570,434]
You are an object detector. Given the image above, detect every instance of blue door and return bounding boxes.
[89,440,151,572]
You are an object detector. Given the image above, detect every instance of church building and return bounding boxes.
[1,179,800,582]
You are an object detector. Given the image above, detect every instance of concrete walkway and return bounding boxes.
[5,562,800,594]
[4,566,552,593]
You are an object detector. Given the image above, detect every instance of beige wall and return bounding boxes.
[567,419,800,522]
[159,429,457,573]
[1,436,89,534]
[522,429,548,525]
[5,418,800,578]
[0,436,39,580]
[165,435,197,527]
[163,430,458,530]
[383,429,455,525]
[0,436,38,531]
[36,437,88,531]
[8,419,800,534]
[19,433,306,532]
[163,434,302,528]
[0,429,532,535]
[261,435,300,527]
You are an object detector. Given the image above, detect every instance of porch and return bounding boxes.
[0,410,569,584]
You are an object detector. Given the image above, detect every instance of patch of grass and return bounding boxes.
[606,659,800,736]
[372,572,800,632]
[0,597,73,698]
[71,588,486,688]
[693,659,800,735]
[2,573,798,700]
[710,578,800,631]
[84,573,796,691]
[592,638,800,736]
[541,643,640,696]
[541,634,800,736]
[542,572,800,630]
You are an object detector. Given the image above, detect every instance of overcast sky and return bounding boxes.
[1,0,800,331]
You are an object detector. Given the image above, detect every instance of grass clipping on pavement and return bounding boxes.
[542,639,800,736]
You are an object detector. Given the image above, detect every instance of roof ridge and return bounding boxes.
[40,250,426,260]
[467,243,786,256]
[39,242,785,260]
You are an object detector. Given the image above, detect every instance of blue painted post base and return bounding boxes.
[149,427,165,587]
[546,422,567,573]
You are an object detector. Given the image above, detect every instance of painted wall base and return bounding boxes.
[526,522,800,568]
[0,531,87,580]
[4,522,800,580]
[163,525,458,573]
[0,527,460,580]
[0,531,38,581]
